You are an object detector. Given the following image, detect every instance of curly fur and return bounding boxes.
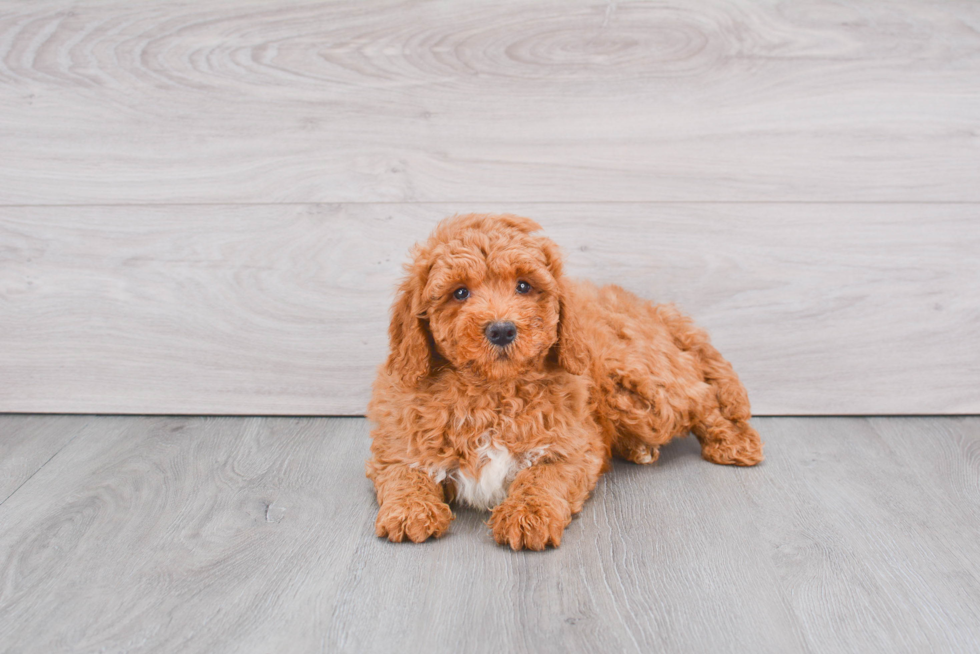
[367,214,764,550]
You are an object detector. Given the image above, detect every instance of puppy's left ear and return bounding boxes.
[540,236,590,376]
[553,277,590,376]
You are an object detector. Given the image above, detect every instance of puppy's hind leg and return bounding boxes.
[612,434,661,465]
[655,305,763,465]
[693,344,763,465]
[693,399,764,466]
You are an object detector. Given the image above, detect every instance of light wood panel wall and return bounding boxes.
[2,204,977,414]
[1,1,978,414]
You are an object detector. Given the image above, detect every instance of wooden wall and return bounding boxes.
[1,1,977,415]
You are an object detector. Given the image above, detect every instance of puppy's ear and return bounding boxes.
[553,277,590,376]
[385,259,433,387]
[540,236,590,376]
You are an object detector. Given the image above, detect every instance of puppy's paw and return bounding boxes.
[375,498,453,543]
[490,494,571,551]
[700,435,764,467]
[624,443,660,465]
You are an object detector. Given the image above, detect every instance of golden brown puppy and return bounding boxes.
[367,214,763,550]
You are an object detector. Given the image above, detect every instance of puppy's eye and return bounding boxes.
[453,287,470,301]
[516,281,532,295]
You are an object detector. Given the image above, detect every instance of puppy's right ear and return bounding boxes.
[384,264,433,387]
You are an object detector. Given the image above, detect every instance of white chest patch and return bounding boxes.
[446,441,549,511]
[453,443,519,510]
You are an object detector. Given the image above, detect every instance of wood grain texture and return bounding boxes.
[0,416,376,653]
[750,417,980,653]
[0,415,85,502]
[2,203,977,415]
[1,0,979,204]
[1,416,980,653]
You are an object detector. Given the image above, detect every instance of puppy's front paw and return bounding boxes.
[375,498,453,543]
[490,494,571,551]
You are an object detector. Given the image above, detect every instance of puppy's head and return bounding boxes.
[385,214,587,385]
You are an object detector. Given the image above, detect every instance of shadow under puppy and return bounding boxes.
[367,214,763,550]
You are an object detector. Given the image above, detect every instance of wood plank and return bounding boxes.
[1,0,979,204]
[3,416,980,652]
[2,203,977,415]
[866,417,980,570]
[0,416,378,653]
[328,434,811,654]
[0,415,84,503]
[750,418,980,652]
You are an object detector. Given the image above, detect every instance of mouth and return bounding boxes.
[490,344,511,360]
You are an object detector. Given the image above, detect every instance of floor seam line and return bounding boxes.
[0,427,85,507]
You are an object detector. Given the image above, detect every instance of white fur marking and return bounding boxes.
[453,442,520,510]
[411,462,447,484]
[417,442,551,511]
[524,446,550,468]
[428,467,448,484]
[452,438,548,510]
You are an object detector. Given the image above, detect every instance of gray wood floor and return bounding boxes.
[2,415,979,653]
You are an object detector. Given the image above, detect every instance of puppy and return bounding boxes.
[367,214,763,550]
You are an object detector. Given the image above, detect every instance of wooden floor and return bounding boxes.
[1,415,979,653]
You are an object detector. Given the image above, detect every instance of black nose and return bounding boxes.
[485,321,517,347]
